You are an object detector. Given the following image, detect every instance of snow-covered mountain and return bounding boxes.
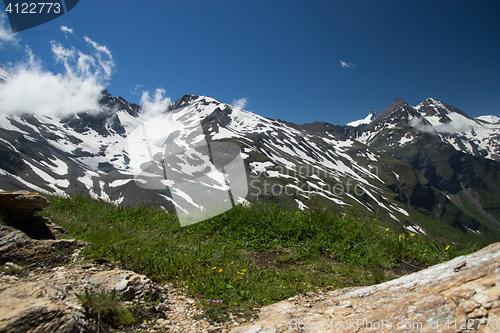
[0,93,394,216]
[346,110,380,127]
[477,115,500,124]
[354,97,500,162]
[0,90,499,244]
[349,97,500,237]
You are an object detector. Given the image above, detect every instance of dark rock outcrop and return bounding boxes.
[0,190,49,213]
[0,191,62,240]
[0,191,218,333]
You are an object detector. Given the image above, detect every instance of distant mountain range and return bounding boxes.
[352,97,500,162]
[0,71,499,245]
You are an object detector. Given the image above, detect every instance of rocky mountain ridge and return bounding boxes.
[347,97,500,239]
[353,97,500,161]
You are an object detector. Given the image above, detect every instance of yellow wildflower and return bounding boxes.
[445,245,450,251]
[385,228,389,231]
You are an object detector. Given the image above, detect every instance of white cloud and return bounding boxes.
[409,117,471,134]
[0,19,173,123]
[84,36,114,80]
[51,41,76,75]
[140,88,171,117]
[76,51,96,78]
[131,84,144,95]
[409,117,435,133]
[0,31,116,117]
[231,98,248,118]
[0,12,19,49]
[61,26,74,36]
[232,98,247,112]
[0,47,105,116]
[340,61,355,69]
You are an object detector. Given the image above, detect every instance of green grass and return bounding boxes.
[40,194,478,323]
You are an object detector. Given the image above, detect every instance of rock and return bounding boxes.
[0,239,162,332]
[0,191,60,240]
[0,279,87,333]
[0,264,166,332]
[0,190,49,214]
[88,269,157,301]
[0,225,87,267]
[0,225,216,333]
[231,242,500,333]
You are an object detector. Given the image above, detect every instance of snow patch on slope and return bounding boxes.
[476,115,500,124]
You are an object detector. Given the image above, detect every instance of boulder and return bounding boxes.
[0,225,162,333]
[231,242,500,333]
[0,190,50,214]
[88,269,157,301]
[0,191,60,240]
[0,265,161,333]
[0,200,216,332]
[0,225,87,267]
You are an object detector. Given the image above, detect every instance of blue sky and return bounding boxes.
[1,0,499,125]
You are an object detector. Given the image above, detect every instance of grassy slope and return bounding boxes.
[363,129,500,245]
[38,194,478,322]
[219,133,500,248]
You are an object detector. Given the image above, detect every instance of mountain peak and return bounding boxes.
[387,97,408,111]
[416,97,473,123]
[365,97,412,129]
[346,110,380,127]
[424,97,438,103]
[172,95,200,110]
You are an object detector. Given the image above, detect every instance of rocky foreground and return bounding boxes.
[0,191,499,332]
[231,244,500,333]
[0,191,228,333]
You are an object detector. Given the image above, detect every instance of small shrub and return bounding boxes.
[0,262,26,276]
[76,288,135,330]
